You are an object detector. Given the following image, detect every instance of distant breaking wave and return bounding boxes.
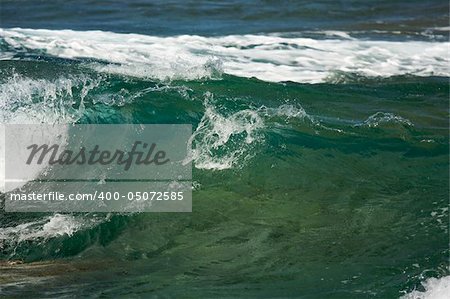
[401,276,450,299]
[0,28,449,83]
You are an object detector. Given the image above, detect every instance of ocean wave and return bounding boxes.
[0,71,431,176]
[0,28,448,83]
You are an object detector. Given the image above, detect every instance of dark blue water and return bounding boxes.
[1,0,448,39]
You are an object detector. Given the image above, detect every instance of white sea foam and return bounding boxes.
[187,97,315,170]
[187,94,264,170]
[401,276,450,299]
[0,74,92,192]
[0,28,448,83]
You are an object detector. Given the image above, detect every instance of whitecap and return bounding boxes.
[0,28,448,84]
[0,214,82,246]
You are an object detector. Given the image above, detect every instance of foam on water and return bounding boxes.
[0,28,448,83]
[187,96,325,170]
[0,214,81,245]
[0,74,96,192]
[0,74,109,248]
[187,94,264,170]
[401,276,450,299]
[0,213,109,260]
[261,104,310,120]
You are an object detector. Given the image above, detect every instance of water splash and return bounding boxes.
[1,28,448,83]
[401,276,450,299]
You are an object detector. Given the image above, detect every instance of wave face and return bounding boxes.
[0,26,449,298]
[1,28,449,83]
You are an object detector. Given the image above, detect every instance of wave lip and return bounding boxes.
[0,28,449,83]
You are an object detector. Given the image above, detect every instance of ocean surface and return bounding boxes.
[0,1,449,298]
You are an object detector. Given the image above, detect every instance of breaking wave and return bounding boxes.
[0,28,448,83]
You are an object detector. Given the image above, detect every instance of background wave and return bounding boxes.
[1,28,449,83]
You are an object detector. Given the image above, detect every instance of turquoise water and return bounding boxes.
[0,1,449,298]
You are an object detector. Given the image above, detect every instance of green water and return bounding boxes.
[0,59,449,298]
